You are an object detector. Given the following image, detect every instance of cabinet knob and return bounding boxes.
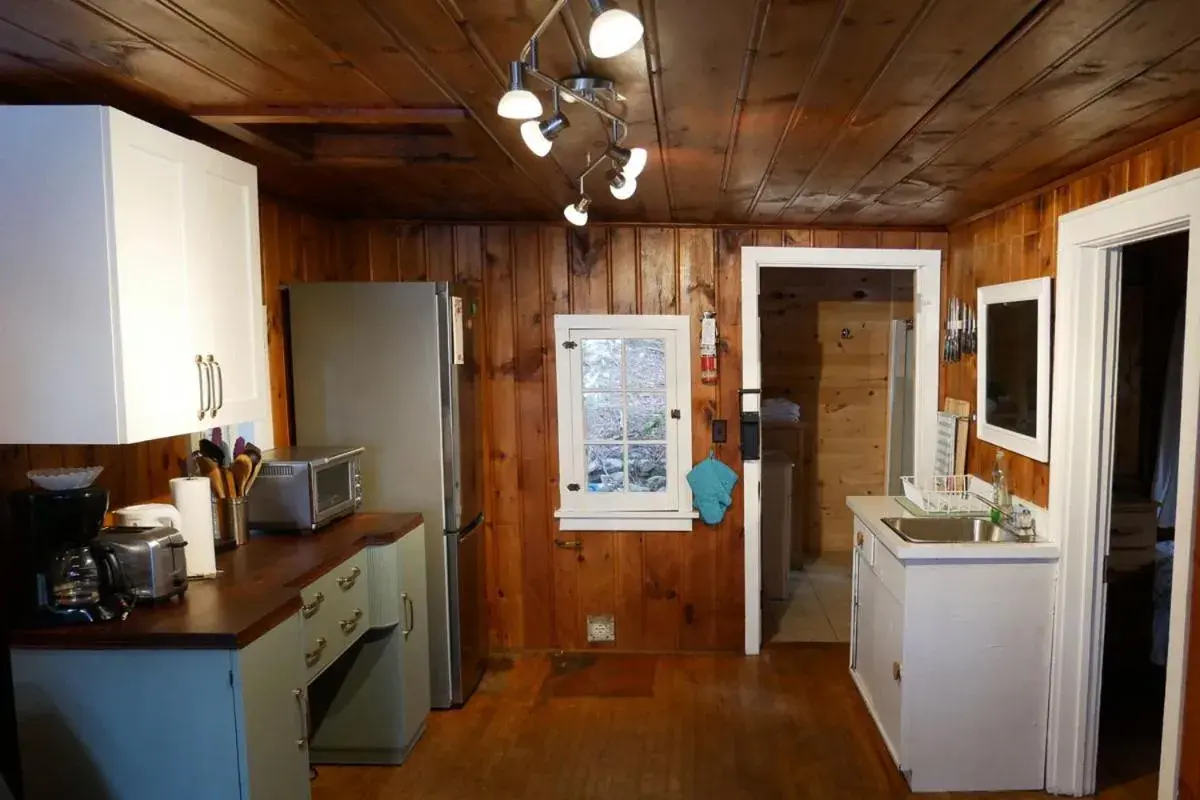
[305,637,328,668]
[856,532,865,548]
[892,661,902,683]
[336,565,362,591]
[301,592,324,619]
[339,608,363,635]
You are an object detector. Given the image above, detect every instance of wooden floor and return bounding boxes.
[311,645,1158,800]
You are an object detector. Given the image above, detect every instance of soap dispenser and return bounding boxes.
[991,450,1012,522]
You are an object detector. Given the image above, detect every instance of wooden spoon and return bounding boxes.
[243,444,264,495]
[231,454,253,498]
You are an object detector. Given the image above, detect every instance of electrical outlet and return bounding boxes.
[586,614,616,643]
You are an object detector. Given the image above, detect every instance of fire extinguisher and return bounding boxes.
[700,311,718,385]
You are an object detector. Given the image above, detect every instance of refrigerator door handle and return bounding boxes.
[446,511,484,542]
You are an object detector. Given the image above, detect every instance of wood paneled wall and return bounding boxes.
[943,120,1200,507]
[293,222,946,652]
[0,198,944,653]
[760,269,913,554]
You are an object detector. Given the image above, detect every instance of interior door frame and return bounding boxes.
[739,247,944,655]
[1047,169,1200,798]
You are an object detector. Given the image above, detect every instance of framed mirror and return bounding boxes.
[976,276,1052,462]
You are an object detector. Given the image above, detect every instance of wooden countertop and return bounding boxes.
[9,512,423,651]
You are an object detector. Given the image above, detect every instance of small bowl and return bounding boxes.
[27,466,104,491]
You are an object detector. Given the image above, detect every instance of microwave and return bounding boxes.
[247,446,365,532]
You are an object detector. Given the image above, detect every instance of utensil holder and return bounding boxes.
[213,496,249,550]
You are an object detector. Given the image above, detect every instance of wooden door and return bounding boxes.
[186,143,268,429]
[107,109,200,441]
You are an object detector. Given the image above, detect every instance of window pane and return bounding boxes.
[627,393,666,441]
[626,338,666,389]
[584,393,623,441]
[629,445,667,493]
[581,339,622,390]
[586,445,626,492]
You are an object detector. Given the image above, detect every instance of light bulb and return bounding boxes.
[498,61,543,120]
[521,120,553,157]
[564,198,590,226]
[589,6,645,59]
[498,89,542,120]
[624,147,648,180]
[610,177,637,200]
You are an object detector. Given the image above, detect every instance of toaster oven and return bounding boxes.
[246,446,365,532]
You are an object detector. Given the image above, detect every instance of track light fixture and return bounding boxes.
[499,0,649,224]
[564,195,591,226]
[586,0,645,59]
[497,61,542,120]
[521,112,570,158]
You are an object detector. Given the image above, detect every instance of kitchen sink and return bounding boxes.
[880,516,1033,544]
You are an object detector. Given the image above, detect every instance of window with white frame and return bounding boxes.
[553,315,695,532]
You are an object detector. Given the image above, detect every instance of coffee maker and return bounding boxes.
[9,487,129,625]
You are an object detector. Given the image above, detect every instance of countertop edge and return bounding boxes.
[9,511,424,651]
[846,496,1061,563]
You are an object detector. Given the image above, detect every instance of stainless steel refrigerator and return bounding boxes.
[287,282,487,708]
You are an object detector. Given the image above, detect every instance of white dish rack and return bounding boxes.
[900,475,990,516]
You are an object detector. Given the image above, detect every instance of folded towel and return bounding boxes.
[687,453,739,525]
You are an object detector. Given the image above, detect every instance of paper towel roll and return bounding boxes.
[171,477,217,578]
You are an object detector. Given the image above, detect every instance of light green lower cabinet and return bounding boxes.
[310,527,431,764]
[11,613,310,800]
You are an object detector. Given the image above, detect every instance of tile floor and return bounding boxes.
[764,552,853,644]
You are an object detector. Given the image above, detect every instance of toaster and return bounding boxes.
[96,526,189,601]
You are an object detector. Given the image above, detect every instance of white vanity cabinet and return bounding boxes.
[11,613,311,800]
[849,513,1057,793]
[0,105,267,444]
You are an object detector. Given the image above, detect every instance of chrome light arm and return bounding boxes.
[525,66,630,139]
[519,0,573,63]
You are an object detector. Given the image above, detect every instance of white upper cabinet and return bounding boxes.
[0,106,268,444]
[185,139,267,429]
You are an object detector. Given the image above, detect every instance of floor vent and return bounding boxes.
[586,614,616,643]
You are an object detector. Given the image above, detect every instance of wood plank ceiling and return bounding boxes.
[1,0,1199,225]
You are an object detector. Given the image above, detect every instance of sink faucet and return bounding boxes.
[973,493,1037,540]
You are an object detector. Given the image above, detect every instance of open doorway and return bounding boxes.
[1047,172,1200,799]
[1096,232,1189,791]
[758,268,915,644]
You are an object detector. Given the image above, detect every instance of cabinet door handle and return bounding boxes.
[304,637,328,668]
[195,355,210,419]
[339,608,363,635]
[212,357,224,414]
[292,688,308,749]
[301,592,324,619]
[892,661,902,683]
[401,592,413,640]
[205,355,222,418]
[336,565,362,591]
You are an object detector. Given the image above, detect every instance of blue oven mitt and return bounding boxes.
[686,452,739,525]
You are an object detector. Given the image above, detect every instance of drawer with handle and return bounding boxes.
[301,549,372,682]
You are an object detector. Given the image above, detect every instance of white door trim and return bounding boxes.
[1047,168,1200,798]
[739,246,943,655]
